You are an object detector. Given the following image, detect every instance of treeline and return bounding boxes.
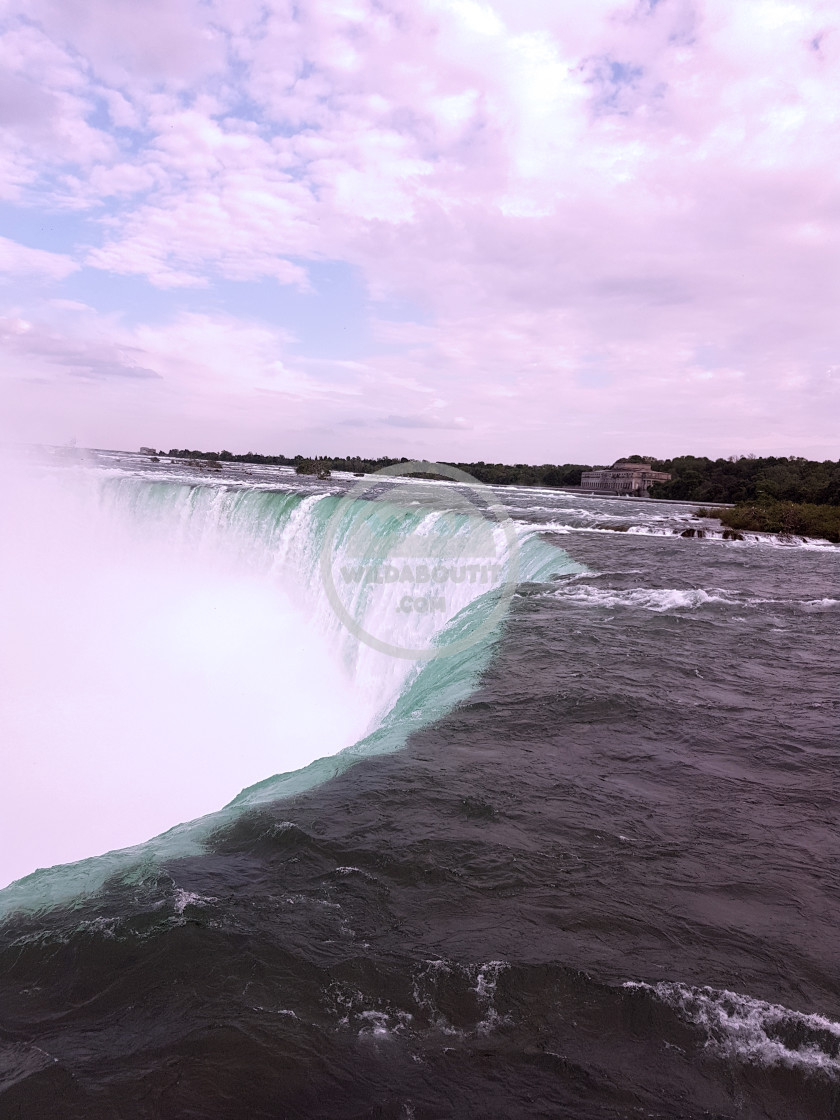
[446,462,595,487]
[162,449,598,488]
[645,454,840,504]
[159,448,840,505]
[164,448,392,469]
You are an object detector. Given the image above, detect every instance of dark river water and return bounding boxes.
[1,454,838,1119]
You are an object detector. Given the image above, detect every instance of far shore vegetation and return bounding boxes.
[161,448,840,498]
[696,501,840,544]
[162,448,593,488]
[156,448,840,541]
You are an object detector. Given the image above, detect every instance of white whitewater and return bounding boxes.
[0,458,580,911]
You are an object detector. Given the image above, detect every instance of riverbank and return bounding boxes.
[698,500,840,543]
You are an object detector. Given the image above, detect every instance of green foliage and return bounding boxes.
[166,448,599,488]
[295,459,331,479]
[648,454,840,504]
[699,501,840,543]
[164,447,840,507]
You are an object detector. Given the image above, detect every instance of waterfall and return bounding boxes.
[0,461,583,915]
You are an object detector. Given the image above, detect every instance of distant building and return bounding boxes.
[139,446,156,455]
[580,460,671,497]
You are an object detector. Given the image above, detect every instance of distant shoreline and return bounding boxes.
[60,446,840,509]
[552,487,736,509]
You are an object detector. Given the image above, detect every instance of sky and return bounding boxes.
[1,0,839,463]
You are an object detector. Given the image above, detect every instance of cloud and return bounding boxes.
[341,413,471,429]
[0,236,78,280]
[0,313,159,379]
[1,0,839,457]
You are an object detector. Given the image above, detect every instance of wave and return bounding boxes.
[0,465,582,916]
[538,519,840,548]
[334,968,840,1075]
[532,584,840,613]
[550,586,735,611]
[625,981,840,1077]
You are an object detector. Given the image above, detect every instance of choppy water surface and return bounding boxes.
[1,451,838,1119]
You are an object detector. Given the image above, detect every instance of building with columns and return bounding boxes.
[580,461,671,497]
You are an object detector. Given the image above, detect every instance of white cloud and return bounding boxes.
[1,0,839,457]
[0,236,78,280]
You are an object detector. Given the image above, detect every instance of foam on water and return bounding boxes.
[626,981,840,1076]
[539,585,840,613]
[536,518,840,549]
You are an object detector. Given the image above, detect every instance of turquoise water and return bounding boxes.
[0,468,582,918]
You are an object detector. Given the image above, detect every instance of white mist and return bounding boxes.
[0,460,373,889]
